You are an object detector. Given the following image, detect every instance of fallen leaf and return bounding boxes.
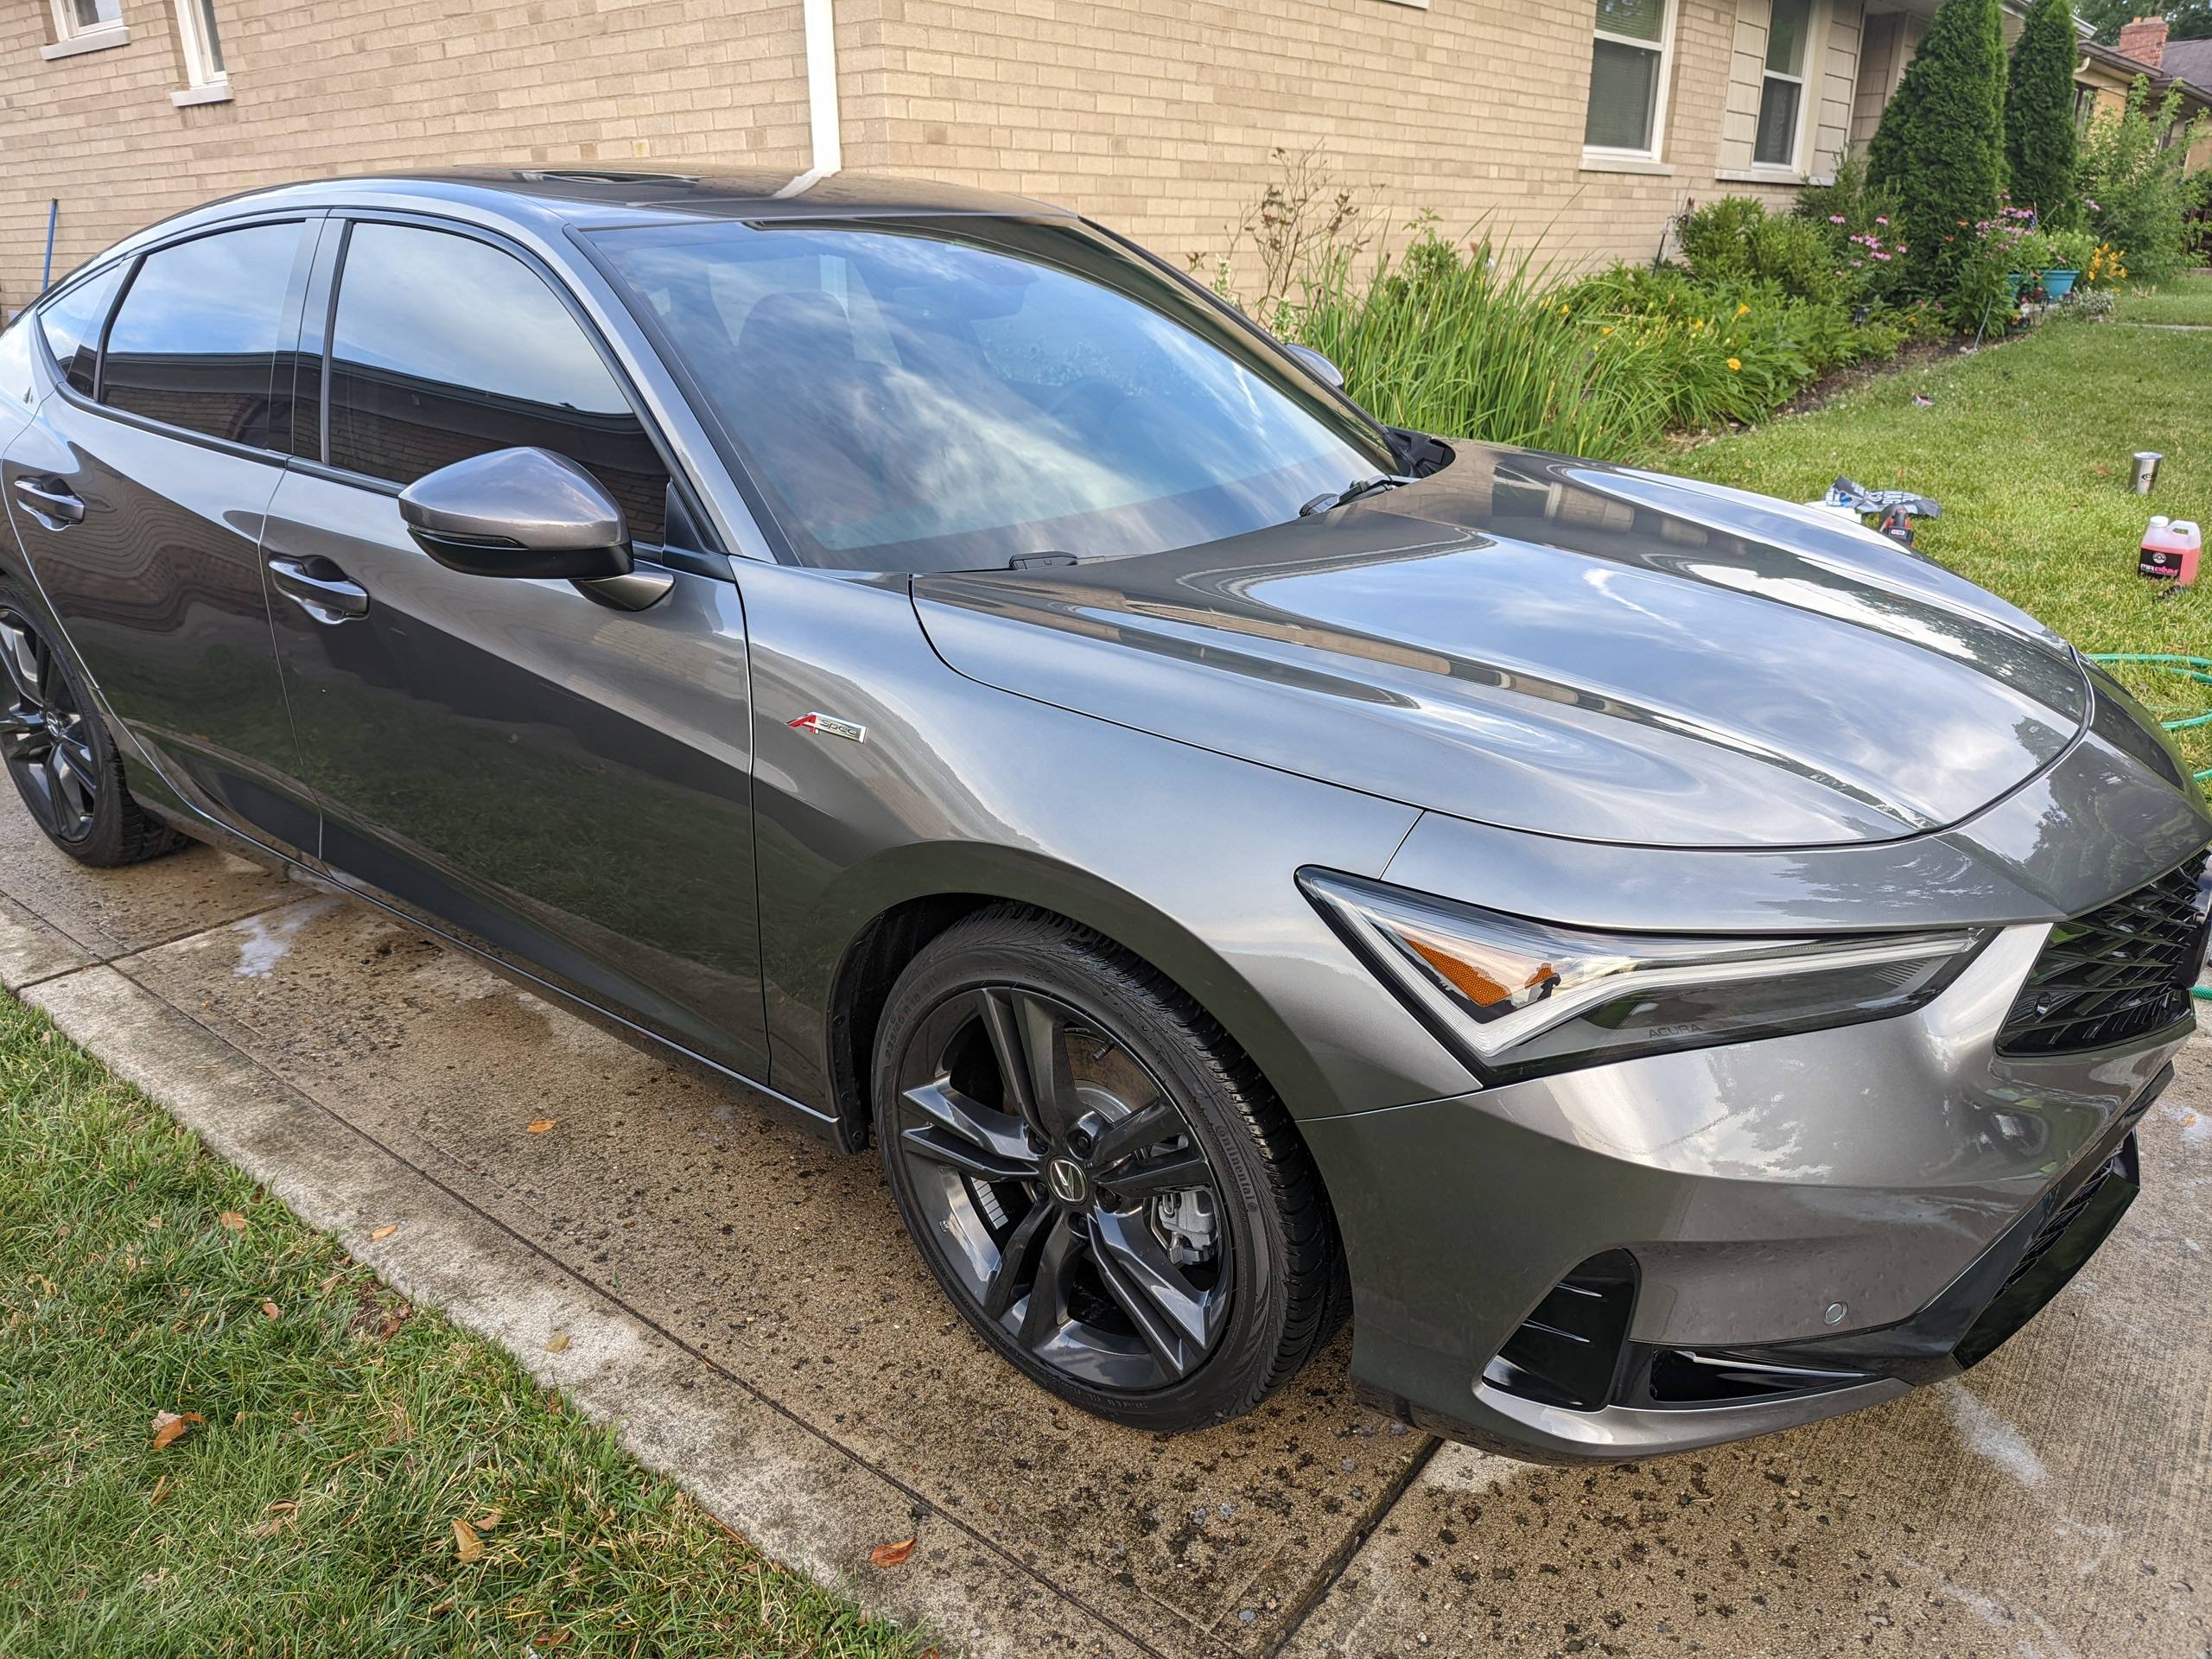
[544,1332,570,1354]
[266,1500,297,1513]
[145,1217,163,1231]
[525,1118,557,1135]
[149,1473,170,1507]
[261,1301,282,1319]
[452,1517,483,1563]
[869,1535,918,1568]
[218,1211,247,1232]
[468,1508,503,1531]
[534,1632,572,1650]
[150,1409,205,1451]
[425,1598,454,1618]
[368,1224,398,1243]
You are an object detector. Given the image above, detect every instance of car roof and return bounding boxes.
[156,168,1075,238]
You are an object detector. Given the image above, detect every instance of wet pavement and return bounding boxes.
[3,795,2207,1659]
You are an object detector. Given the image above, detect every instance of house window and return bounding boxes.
[1754,0,1815,168]
[48,0,125,47]
[56,0,124,35]
[1586,0,1675,156]
[175,0,226,85]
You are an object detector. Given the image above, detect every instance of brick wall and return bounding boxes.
[1,0,1877,312]
[0,0,813,308]
[855,0,1866,286]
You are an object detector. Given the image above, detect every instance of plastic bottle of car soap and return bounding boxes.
[2139,517,2202,588]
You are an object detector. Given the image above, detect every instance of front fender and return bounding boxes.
[738,561,1471,1125]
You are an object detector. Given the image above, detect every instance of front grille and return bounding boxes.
[1999,1141,2131,1294]
[1997,853,2210,1056]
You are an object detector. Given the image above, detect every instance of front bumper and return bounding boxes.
[1305,924,2190,1461]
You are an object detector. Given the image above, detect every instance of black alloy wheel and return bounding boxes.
[0,606,99,844]
[0,582,184,868]
[874,907,1346,1432]
[893,984,1232,1389]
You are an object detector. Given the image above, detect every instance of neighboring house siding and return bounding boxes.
[2,0,1878,308]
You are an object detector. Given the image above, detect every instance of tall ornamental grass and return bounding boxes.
[1264,219,1673,460]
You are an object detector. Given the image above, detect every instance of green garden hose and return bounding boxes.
[2088,652,2212,1000]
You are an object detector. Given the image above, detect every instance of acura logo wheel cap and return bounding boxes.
[1046,1156,1090,1206]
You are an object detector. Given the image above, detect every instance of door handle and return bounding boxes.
[268,555,371,623]
[12,477,84,527]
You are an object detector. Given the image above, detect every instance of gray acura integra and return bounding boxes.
[3,170,2207,1461]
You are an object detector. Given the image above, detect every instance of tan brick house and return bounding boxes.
[3,0,2022,308]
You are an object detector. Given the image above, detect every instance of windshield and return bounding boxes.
[590,216,1398,572]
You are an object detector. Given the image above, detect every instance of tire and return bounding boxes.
[0,579,186,868]
[873,905,1345,1433]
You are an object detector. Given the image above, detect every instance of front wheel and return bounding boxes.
[873,906,1344,1433]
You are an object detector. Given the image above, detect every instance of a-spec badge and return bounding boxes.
[787,711,868,743]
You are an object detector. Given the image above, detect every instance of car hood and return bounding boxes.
[910,446,2093,849]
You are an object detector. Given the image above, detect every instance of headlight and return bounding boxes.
[1300,870,1989,1083]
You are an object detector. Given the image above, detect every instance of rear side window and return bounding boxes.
[327,223,667,543]
[37,264,127,397]
[101,223,302,448]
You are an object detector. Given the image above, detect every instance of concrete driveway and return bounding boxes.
[2,796,2206,1659]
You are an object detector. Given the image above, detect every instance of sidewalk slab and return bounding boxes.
[23,962,1153,1659]
[0,890,89,991]
[1281,1035,2212,1659]
[79,887,1429,1659]
[0,802,293,961]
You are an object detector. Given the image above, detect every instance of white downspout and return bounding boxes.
[775,0,842,198]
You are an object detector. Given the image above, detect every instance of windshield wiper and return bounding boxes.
[1298,474,1415,517]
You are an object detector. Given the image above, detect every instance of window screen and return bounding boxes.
[101,223,300,448]
[327,223,667,543]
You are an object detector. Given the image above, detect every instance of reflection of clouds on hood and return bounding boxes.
[108,223,297,356]
[333,224,622,412]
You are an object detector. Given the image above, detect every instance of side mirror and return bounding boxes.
[398,448,632,582]
[1284,342,1345,390]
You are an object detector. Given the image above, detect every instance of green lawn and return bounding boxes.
[0,996,922,1659]
[1672,316,2212,783]
[2114,270,2212,327]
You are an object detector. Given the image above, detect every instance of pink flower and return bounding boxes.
[1873,251,1891,262]
[1830,214,1847,224]
[1874,215,1890,226]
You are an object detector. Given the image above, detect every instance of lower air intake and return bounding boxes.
[1480,1249,1637,1411]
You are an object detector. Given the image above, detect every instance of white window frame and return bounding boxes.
[170,0,232,104]
[1751,0,1823,175]
[42,0,130,61]
[1583,0,1681,164]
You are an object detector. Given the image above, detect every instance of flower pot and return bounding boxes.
[2041,268,2080,300]
[2005,272,2029,300]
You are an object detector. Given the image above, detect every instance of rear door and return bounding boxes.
[259,216,768,1077]
[0,219,320,851]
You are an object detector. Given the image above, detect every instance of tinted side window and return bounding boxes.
[37,264,128,397]
[101,224,301,447]
[327,224,666,543]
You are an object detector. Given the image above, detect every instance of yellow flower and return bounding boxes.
[1726,357,1742,372]
[1600,325,1614,335]
[1735,302,1750,316]
[1558,303,1571,317]
[1691,318,1705,330]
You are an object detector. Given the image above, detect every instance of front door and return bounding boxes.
[0,221,319,850]
[260,218,768,1077]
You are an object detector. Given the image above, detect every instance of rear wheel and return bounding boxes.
[873,906,1344,1432]
[0,583,184,867]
